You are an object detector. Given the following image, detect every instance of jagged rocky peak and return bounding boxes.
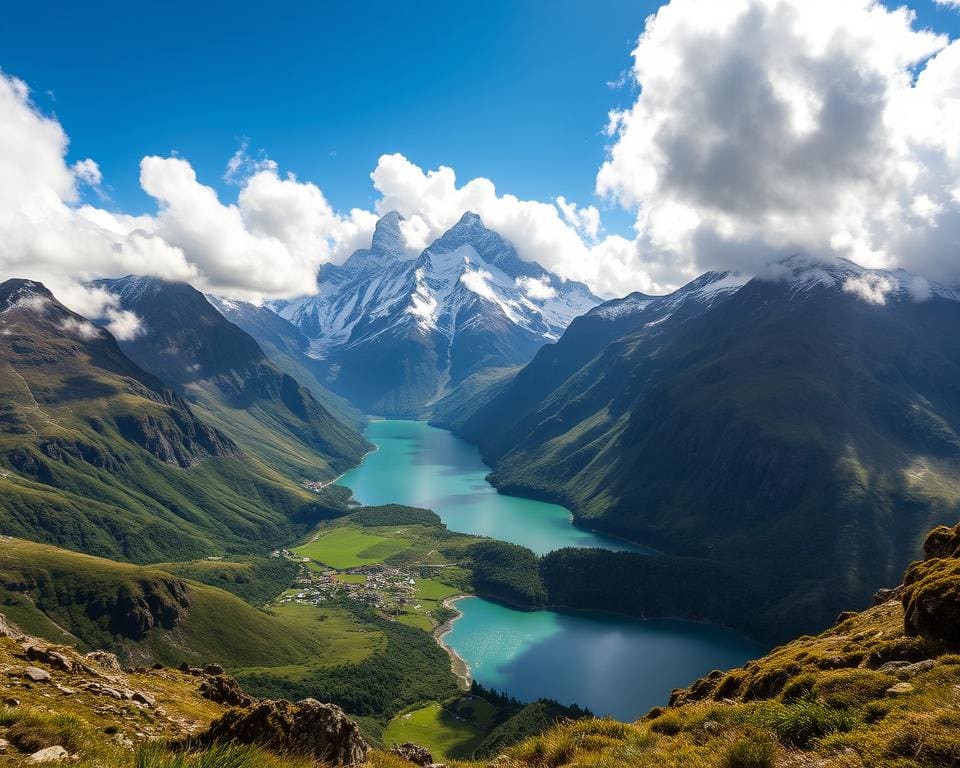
[370,210,405,255]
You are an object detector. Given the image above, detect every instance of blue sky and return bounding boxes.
[1,0,657,226]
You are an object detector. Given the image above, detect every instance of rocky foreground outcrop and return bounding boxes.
[0,612,374,765]
[184,697,369,765]
[902,522,960,644]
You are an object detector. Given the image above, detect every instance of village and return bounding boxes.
[271,548,428,618]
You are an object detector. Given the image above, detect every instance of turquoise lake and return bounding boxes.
[337,419,640,555]
[337,419,762,719]
[445,597,761,720]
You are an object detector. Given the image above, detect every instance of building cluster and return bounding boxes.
[276,561,422,616]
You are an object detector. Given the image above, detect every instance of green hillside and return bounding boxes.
[460,274,960,639]
[0,279,341,562]
[97,276,370,483]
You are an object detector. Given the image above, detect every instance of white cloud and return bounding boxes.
[842,274,895,305]
[460,268,498,302]
[597,0,960,288]
[934,0,960,8]
[555,196,601,239]
[516,275,558,300]
[0,70,377,322]
[223,139,277,185]
[58,316,100,340]
[71,158,102,188]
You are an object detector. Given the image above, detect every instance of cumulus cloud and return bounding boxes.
[0,69,377,325]
[597,0,960,287]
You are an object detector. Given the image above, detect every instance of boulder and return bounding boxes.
[902,557,960,643]
[199,674,254,708]
[188,698,368,765]
[22,667,51,683]
[203,663,225,675]
[131,691,156,707]
[391,742,434,766]
[27,746,68,763]
[25,647,73,673]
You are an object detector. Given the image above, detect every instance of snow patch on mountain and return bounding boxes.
[279,211,600,359]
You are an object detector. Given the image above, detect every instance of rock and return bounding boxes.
[702,720,720,734]
[23,667,51,683]
[187,698,368,765]
[391,742,434,766]
[886,682,915,696]
[922,524,960,560]
[0,737,8,752]
[3,697,20,707]
[896,660,936,678]
[199,674,254,708]
[902,556,960,643]
[85,651,122,673]
[27,745,68,763]
[203,663,225,675]
[25,647,73,673]
[878,661,912,673]
[0,614,25,641]
[836,610,857,623]
[131,691,156,707]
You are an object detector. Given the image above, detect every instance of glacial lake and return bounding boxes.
[444,597,762,720]
[337,419,640,555]
[338,419,761,719]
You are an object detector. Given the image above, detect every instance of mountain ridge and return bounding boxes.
[275,211,600,416]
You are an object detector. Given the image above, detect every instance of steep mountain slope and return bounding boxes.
[279,211,599,416]
[460,259,960,634]
[205,295,363,428]
[0,279,337,562]
[97,277,369,482]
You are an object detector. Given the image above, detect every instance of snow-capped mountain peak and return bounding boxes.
[275,211,600,415]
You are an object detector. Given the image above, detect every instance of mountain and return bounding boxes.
[278,211,599,416]
[0,278,339,562]
[205,294,364,428]
[96,276,370,482]
[457,257,960,634]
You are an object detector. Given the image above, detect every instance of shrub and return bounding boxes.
[754,700,854,748]
[722,730,776,768]
[136,743,312,768]
[812,669,897,709]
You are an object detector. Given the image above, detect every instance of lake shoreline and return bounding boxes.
[434,595,472,689]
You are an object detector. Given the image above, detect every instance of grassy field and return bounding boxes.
[382,703,484,757]
[395,578,462,631]
[292,527,412,569]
